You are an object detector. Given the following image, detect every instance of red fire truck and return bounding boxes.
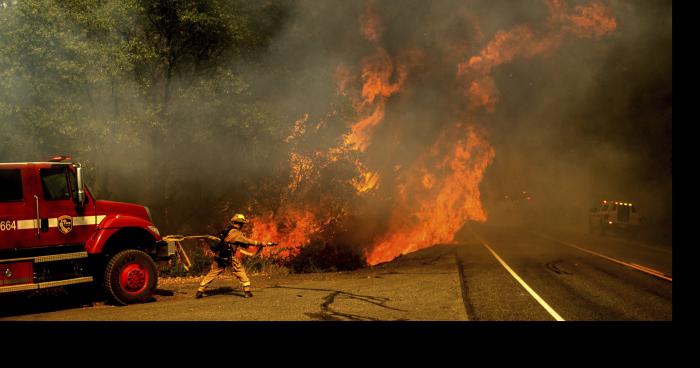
[0,156,173,305]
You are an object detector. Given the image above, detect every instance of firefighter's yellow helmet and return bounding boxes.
[230,213,248,224]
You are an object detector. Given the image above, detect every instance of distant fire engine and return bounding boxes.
[589,200,641,236]
[0,156,174,305]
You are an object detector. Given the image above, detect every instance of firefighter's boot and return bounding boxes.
[195,290,204,299]
[243,287,253,298]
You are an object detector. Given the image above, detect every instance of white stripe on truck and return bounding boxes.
[15,215,106,230]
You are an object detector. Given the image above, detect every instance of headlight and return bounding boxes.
[148,225,160,236]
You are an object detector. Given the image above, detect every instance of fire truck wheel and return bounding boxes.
[104,249,158,306]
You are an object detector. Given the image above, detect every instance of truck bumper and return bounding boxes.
[155,240,177,261]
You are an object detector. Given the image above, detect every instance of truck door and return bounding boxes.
[35,166,96,248]
[0,168,38,251]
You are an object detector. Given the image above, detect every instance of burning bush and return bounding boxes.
[285,239,366,273]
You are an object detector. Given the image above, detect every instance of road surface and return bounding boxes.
[455,224,671,320]
[0,224,671,321]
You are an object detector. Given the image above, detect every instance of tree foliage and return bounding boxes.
[0,0,293,232]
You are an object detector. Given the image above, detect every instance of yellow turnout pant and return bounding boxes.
[197,257,251,293]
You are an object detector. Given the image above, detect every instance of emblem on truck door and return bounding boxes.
[58,215,73,234]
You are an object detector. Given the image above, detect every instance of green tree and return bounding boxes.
[0,0,292,232]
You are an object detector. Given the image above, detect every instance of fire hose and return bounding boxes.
[161,234,272,272]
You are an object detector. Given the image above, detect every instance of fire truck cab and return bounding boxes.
[0,156,173,305]
[589,200,641,236]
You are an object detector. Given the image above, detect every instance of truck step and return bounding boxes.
[0,276,93,293]
[0,251,88,264]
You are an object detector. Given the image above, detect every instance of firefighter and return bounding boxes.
[195,213,274,299]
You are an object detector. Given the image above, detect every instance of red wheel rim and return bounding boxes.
[119,262,149,295]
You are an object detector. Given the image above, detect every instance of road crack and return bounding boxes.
[270,285,407,321]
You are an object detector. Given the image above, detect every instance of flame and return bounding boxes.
[288,151,314,193]
[352,162,381,193]
[359,0,383,44]
[286,114,315,193]
[366,126,495,265]
[342,48,406,152]
[421,173,435,190]
[467,78,499,112]
[360,49,406,106]
[340,7,408,194]
[458,1,616,112]
[549,0,618,38]
[250,208,320,258]
[250,2,399,254]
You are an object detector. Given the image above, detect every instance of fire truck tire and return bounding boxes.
[104,249,158,306]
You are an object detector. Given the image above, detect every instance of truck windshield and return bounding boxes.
[618,205,630,222]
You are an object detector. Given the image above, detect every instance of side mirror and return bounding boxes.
[76,166,85,207]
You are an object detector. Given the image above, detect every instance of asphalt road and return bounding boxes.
[0,224,672,321]
[456,224,672,321]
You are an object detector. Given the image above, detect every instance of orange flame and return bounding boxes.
[250,208,320,258]
[366,126,495,265]
[352,162,381,193]
[359,0,383,44]
[549,0,618,38]
[458,1,616,111]
[421,173,435,190]
[343,48,406,152]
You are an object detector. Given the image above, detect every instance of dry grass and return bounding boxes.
[159,238,366,278]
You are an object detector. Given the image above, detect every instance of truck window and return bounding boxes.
[40,168,71,200]
[0,169,23,202]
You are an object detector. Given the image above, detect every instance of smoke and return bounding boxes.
[478,0,672,238]
[0,0,672,263]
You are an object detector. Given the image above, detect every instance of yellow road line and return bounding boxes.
[468,229,565,322]
[531,232,672,283]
